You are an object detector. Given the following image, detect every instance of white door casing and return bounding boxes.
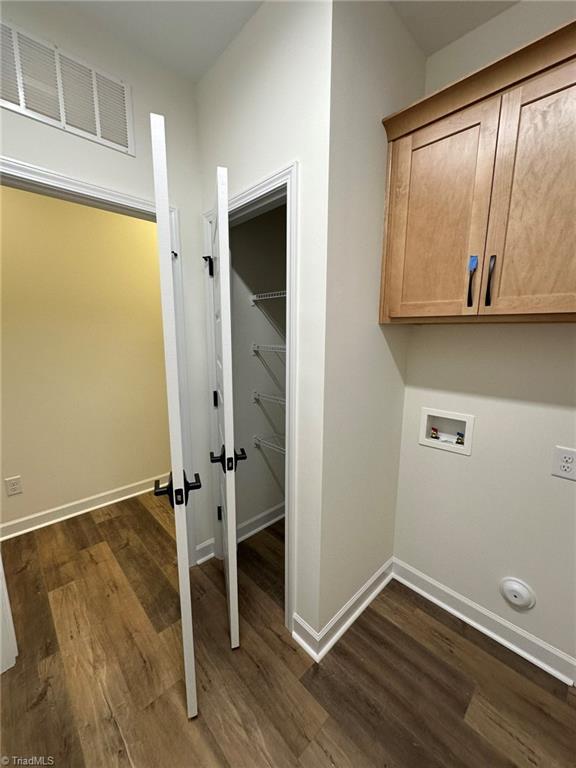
[150,112,198,717]
[209,166,240,649]
[203,162,298,633]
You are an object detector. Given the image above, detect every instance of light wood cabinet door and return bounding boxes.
[384,97,500,318]
[480,60,576,315]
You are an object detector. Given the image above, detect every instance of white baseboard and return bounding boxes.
[238,502,285,543]
[292,557,395,663]
[0,475,169,540]
[392,558,576,686]
[292,556,575,686]
[195,538,216,565]
[193,503,285,566]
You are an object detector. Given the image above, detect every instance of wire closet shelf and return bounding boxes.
[252,281,286,455]
[251,290,287,305]
[254,434,286,455]
[252,343,286,355]
[253,391,286,406]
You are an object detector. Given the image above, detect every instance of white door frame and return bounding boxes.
[0,160,194,559]
[203,162,299,630]
[0,154,199,686]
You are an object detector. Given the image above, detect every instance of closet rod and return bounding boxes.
[252,343,286,355]
[253,391,286,406]
[254,434,286,455]
[251,290,287,305]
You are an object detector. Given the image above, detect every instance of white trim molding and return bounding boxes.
[292,556,575,686]
[195,538,216,566]
[292,557,395,663]
[392,558,576,686]
[0,475,169,540]
[194,503,285,566]
[238,503,285,544]
[1,156,154,215]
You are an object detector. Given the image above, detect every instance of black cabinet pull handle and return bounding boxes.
[210,445,227,473]
[467,255,478,307]
[485,254,497,306]
[234,448,247,470]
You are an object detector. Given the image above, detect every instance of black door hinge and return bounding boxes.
[171,250,178,260]
[203,255,214,277]
[213,390,218,407]
[217,505,222,521]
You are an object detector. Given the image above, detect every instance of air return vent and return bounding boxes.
[95,72,129,148]
[60,54,97,135]
[0,22,133,154]
[1,23,20,105]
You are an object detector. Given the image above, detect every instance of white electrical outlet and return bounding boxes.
[4,475,23,496]
[552,446,576,481]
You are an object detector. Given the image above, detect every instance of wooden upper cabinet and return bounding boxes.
[385,98,500,318]
[379,22,576,323]
[480,60,576,315]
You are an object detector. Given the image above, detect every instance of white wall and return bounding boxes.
[230,207,286,529]
[426,1,576,92]
[396,326,576,656]
[0,2,214,547]
[196,1,333,628]
[319,1,425,627]
[395,3,576,659]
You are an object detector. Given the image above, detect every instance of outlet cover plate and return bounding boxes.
[552,446,576,481]
[4,475,22,496]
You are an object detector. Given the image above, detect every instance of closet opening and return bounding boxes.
[230,190,288,614]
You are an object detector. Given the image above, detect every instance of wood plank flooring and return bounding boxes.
[1,493,575,767]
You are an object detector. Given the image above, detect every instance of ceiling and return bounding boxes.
[391,1,518,55]
[78,1,262,82]
[61,1,518,81]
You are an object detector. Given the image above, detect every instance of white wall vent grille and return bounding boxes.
[60,55,97,135]
[1,22,134,154]
[95,73,129,148]
[1,23,20,105]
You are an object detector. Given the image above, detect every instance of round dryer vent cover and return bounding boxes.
[499,577,536,610]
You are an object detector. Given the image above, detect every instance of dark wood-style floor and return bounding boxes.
[1,493,575,767]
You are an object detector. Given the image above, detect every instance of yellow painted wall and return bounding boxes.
[1,185,170,525]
